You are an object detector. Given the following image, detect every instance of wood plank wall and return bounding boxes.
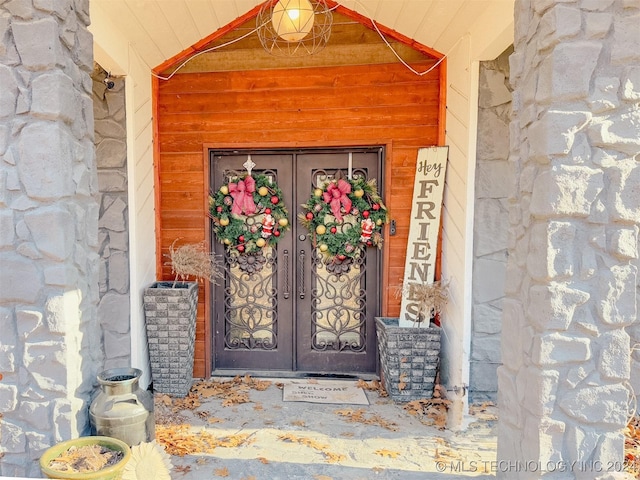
[155,61,442,377]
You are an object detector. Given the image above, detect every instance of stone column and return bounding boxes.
[497,1,639,479]
[0,0,101,476]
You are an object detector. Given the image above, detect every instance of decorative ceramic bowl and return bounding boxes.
[39,436,131,480]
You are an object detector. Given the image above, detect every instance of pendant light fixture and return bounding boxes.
[271,0,315,42]
[257,0,332,57]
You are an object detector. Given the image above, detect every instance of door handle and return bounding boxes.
[283,250,290,299]
[298,249,305,299]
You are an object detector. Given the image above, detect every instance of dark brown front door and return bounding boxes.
[210,148,383,374]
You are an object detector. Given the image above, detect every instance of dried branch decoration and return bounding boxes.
[394,280,450,325]
[164,240,223,286]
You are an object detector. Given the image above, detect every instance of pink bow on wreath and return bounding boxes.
[323,179,352,222]
[228,176,257,216]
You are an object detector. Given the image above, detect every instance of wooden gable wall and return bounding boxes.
[155,60,444,377]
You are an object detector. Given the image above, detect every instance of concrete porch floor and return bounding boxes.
[155,378,497,479]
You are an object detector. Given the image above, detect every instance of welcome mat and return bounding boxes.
[283,380,369,405]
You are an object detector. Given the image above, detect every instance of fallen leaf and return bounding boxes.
[156,425,250,456]
[313,475,333,480]
[278,433,327,451]
[334,408,397,431]
[186,376,270,408]
[324,451,346,463]
[199,389,219,398]
[375,449,401,458]
[335,408,358,417]
[356,379,388,397]
[258,457,269,464]
[403,393,451,430]
[398,373,408,392]
[214,466,229,477]
[433,384,446,398]
[253,403,263,411]
[172,393,201,411]
[246,376,272,391]
[625,414,640,477]
[174,465,191,475]
[196,457,208,465]
[222,392,250,406]
[156,425,216,456]
[356,379,370,390]
[153,396,189,425]
[208,417,224,424]
[291,420,306,427]
[216,434,252,448]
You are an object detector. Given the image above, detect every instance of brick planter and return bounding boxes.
[143,282,198,397]
[375,317,441,401]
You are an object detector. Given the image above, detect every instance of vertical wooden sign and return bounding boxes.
[399,146,449,327]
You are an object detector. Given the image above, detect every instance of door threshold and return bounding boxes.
[207,369,379,381]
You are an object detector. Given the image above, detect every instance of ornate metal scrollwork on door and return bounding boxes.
[310,248,367,352]
[223,248,278,350]
[235,251,267,274]
[218,167,285,351]
[307,167,370,353]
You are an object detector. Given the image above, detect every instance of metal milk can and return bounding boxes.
[90,368,155,446]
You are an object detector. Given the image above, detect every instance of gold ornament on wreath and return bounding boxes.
[299,174,388,270]
[209,171,291,272]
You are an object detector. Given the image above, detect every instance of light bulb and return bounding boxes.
[271,0,315,42]
[287,9,300,20]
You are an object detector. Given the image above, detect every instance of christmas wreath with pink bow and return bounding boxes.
[299,176,388,264]
[209,173,290,254]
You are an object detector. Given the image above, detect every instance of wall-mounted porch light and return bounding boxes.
[257,0,332,57]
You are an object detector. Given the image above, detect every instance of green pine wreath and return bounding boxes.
[298,177,388,262]
[209,173,290,254]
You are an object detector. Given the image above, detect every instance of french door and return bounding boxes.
[210,148,383,374]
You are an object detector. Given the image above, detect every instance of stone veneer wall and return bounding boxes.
[470,46,513,403]
[0,0,102,476]
[92,65,131,370]
[497,0,639,477]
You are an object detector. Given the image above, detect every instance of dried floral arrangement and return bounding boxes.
[164,240,223,287]
[47,444,124,474]
[394,279,450,326]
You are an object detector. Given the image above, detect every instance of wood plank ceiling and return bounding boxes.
[92,0,514,73]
